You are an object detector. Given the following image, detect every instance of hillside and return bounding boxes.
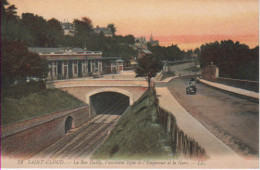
[92,89,175,160]
[1,82,86,126]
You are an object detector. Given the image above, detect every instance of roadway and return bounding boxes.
[34,114,120,159]
[156,77,259,159]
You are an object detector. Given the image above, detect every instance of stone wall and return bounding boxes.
[1,106,92,159]
[216,77,259,92]
[157,106,206,159]
[201,63,219,82]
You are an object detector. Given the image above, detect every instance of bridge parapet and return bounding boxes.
[46,78,148,106]
[46,79,148,88]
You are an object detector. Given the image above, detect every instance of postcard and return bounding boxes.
[1,0,259,169]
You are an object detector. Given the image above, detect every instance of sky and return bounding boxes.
[9,0,259,50]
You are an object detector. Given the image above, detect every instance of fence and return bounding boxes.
[151,87,206,159]
[157,107,206,159]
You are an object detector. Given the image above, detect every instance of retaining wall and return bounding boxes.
[1,106,93,159]
[216,77,259,92]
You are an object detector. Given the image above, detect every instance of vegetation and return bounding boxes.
[2,0,258,82]
[1,82,86,126]
[107,23,116,37]
[135,54,163,88]
[1,81,46,100]
[1,1,136,61]
[200,40,259,81]
[148,44,186,61]
[1,39,48,86]
[92,89,174,160]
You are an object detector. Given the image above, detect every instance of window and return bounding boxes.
[49,65,52,76]
[63,61,68,76]
[64,66,68,75]
[83,65,86,74]
[74,61,78,74]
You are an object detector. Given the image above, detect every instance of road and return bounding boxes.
[156,77,259,158]
[34,114,120,159]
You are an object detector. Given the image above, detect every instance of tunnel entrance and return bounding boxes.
[90,92,130,115]
[65,116,74,134]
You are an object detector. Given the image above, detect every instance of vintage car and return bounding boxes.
[186,85,197,94]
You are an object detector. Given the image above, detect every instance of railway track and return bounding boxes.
[33,98,129,159]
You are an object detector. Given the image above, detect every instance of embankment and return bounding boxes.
[92,89,206,159]
[1,86,92,159]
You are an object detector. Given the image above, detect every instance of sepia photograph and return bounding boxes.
[1,0,259,169]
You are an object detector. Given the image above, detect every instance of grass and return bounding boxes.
[92,89,175,160]
[1,82,86,126]
[1,81,47,100]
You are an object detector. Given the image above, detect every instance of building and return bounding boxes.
[135,36,147,44]
[28,47,124,80]
[137,49,152,60]
[201,62,219,82]
[129,56,137,66]
[134,34,159,49]
[61,21,75,36]
[134,36,148,49]
[149,34,159,46]
[93,26,113,37]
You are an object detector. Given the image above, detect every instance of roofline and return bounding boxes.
[46,57,123,61]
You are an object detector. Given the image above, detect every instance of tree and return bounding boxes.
[1,1,18,38]
[124,35,135,44]
[47,18,63,47]
[48,18,62,32]
[135,54,162,88]
[6,4,17,17]
[199,40,258,81]
[74,17,93,35]
[1,39,48,86]
[107,23,116,36]
[185,49,193,59]
[21,13,51,46]
[148,44,185,61]
[194,48,201,57]
[1,0,9,17]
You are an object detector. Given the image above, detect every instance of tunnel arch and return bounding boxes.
[65,116,75,134]
[85,88,134,105]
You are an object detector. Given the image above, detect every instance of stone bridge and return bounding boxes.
[46,78,148,106]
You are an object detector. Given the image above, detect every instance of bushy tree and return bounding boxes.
[135,54,162,88]
[1,1,18,38]
[148,44,185,61]
[1,1,138,62]
[200,40,259,81]
[115,34,135,44]
[74,17,93,36]
[1,39,48,86]
[47,18,63,46]
[21,13,55,47]
[107,23,116,36]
